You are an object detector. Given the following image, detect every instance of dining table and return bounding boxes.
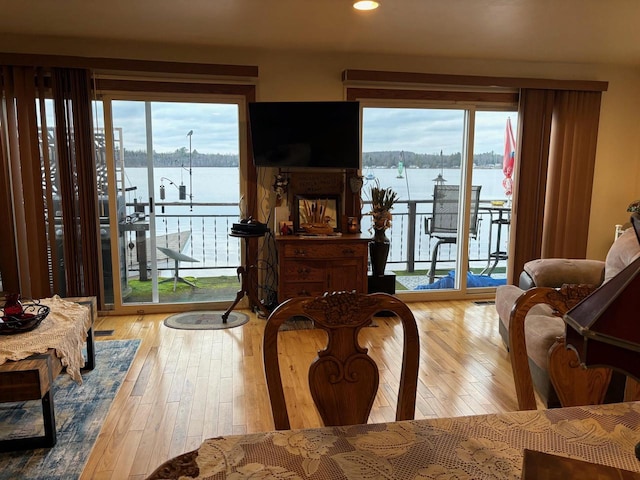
[146,401,640,479]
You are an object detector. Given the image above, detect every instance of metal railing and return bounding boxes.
[120,199,510,279]
[361,199,511,275]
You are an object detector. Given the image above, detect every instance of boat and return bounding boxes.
[365,168,375,180]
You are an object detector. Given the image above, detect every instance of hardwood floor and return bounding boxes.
[80,300,518,479]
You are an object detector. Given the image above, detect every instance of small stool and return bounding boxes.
[157,246,199,291]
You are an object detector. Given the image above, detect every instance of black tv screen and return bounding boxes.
[248,101,360,169]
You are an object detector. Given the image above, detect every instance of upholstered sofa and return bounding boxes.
[495,227,640,408]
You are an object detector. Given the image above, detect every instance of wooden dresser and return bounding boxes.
[275,234,370,303]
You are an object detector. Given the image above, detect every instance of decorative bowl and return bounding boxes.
[0,302,50,335]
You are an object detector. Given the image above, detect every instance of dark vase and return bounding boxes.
[3,293,23,317]
[369,229,390,277]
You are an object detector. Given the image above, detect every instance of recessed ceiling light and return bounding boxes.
[353,1,380,11]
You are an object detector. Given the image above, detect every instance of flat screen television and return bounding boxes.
[248,101,360,169]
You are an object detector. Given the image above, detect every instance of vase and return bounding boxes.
[369,229,390,277]
[3,293,23,317]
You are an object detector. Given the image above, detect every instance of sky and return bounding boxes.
[92,101,517,156]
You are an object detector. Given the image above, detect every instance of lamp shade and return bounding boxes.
[564,214,640,381]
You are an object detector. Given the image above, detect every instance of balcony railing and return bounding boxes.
[120,198,510,284]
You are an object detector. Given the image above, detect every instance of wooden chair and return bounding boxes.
[263,291,420,430]
[509,284,640,410]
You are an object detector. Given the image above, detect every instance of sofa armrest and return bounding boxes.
[519,259,605,290]
[508,283,598,410]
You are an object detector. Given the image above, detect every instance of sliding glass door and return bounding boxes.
[360,104,517,294]
[98,96,243,309]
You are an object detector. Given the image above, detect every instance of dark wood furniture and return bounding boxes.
[263,291,419,430]
[0,296,96,451]
[275,234,369,303]
[223,231,270,322]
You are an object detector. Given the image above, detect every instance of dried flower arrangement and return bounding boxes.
[369,180,398,231]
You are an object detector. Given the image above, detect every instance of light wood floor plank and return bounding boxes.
[74,299,518,479]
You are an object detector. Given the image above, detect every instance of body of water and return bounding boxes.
[116,166,510,284]
[121,166,510,210]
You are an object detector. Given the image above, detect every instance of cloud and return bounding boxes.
[362,107,516,155]
[93,101,516,157]
[95,101,240,154]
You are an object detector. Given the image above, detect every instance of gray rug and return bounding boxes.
[0,339,140,480]
[164,311,249,330]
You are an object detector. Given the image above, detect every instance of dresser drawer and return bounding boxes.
[282,242,367,259]
[281,261,325,281]
[276,235,369,304]
[280,282,326,300]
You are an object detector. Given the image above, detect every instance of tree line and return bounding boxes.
[123,147,239,167]
[363,151,502,169]
[121,148,501,168]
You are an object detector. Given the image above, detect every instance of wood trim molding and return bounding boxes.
[346,87,518,104]
[343,69,608,92]
[0,52,258,78]
[95,79,257,95]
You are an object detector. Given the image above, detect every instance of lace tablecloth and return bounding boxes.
[146,401,640,480]
[0,296,91,383]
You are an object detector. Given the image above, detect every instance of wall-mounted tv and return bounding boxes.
[248,101,360,169]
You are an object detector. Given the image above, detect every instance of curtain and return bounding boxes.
[52,68,101,299]
[0,67,51,297]
[542,91,601,258]
[509,89,602,282]
[507,89,554,282]
[0,66,100,300]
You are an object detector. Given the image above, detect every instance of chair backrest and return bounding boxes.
[263,291,420,430]
[427,184,482,237]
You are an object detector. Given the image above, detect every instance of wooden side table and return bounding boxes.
[0,296,96,451]
[222,231,270,322]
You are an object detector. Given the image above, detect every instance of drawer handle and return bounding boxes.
[342,248,356,255]
[297,267,310,275]
[294,248,307,256]
[299,289,311,296]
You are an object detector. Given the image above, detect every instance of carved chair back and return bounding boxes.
[263,291,420,430]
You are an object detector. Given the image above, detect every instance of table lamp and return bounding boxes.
[563,213,640,460]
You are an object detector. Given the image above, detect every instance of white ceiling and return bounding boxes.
[2,0,640,65]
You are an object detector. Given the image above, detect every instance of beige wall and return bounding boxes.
[3,34,640,259]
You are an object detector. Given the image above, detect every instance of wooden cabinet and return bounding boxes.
[276,234,369,303]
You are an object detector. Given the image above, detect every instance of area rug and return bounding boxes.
[164,311,249,330]
[0,339,140,480]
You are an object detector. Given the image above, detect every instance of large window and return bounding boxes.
[97,96,248,309]
[0,59,259,310]
[360,104,517,295]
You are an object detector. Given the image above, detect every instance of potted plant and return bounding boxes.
[368,180,398,276]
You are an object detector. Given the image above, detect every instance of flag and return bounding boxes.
[502,117,516,196]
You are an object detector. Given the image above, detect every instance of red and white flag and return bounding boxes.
[502,117,516,196]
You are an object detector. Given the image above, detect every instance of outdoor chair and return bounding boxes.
[425,184,482,283]
[263,291,419,430]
